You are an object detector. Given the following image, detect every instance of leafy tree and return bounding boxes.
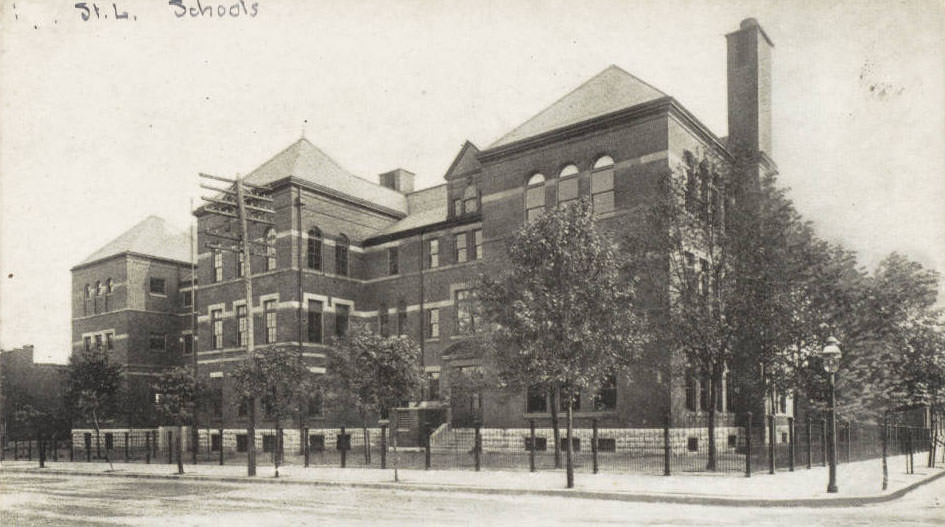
[65,348,124,470]
[478,198,648,488]
[622,153,738,470]
[153,367,204,474]
[232,346,315,477]
[326,321,423,463]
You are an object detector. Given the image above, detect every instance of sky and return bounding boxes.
[1,0,943,363]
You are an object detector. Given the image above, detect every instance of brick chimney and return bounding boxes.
[726,18,775,174]
[378,168,415,194]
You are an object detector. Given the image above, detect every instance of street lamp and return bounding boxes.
[818,336,842,493]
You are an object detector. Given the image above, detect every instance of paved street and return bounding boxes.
[1,471,943,526]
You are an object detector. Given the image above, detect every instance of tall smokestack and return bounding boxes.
[726,18,775,176]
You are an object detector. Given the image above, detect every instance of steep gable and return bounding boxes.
[489,65,668,148]
[77,216,191,267]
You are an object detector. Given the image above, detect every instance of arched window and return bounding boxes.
[95,280,103,296]
[335,234,349,276]
[307,228,322,270]
[85,284,92,299]
[525,173,546,222]
[591,155,615,214]
[557,164,580,208]
[105,278,113,294]
[462,185,479,214]
[265,228,277,271]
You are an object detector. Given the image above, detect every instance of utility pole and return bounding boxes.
[198,172,274,477]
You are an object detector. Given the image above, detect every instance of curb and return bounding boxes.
[2,465,943,507]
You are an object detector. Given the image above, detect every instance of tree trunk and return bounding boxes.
[707,371,717,471]
[363,422,371,465]
[247,398,257,477]
[91,410,113,471]
[176,425,184,475]
[550,386,561,469]
[566,398,574,489]
[274,422,282,478]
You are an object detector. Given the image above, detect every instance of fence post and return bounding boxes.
[13,440,17,460]
[70,437,74,461]
[821,417,828,466]
[380,423,387,470]
[745,412,752,477]
[38,433,45,468]
[124,432,129,462]
[592,418,599,475]
[788,416,795,472]
[806,415,812,469]
[167,431,173,464]
[53,435,59,462]
[663,411,671,476]
[882,414,888,491]
[340,426,347,468]
[907,427,914,474]
[474,423,481,472]
[424,429,431,470]
[529,419,536,473]
[28,438,32,461]
[845,421,852,463]
[768,414,775,475]
[146,432,151,464]
[219,428,225,466]
[303,426,310,468]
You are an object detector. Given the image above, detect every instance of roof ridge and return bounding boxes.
[604,64,668,100]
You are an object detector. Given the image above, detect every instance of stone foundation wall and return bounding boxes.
[194,427,383,453]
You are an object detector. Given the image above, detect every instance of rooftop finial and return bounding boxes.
[301,119,308,139]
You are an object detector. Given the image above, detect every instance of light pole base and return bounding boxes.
[827,484,838,493]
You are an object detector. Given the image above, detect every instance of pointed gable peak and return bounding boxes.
[489,65,668,149]
[443,140,481,180]
[77,215,191,267]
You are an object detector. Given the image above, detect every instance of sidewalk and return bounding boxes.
[2,454,942,506]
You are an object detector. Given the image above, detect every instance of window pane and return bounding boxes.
[308,300,323,343]
[335,305,350,337]
[388,247,399,275]
[591,169,614,193]
[558,177,579,203]
[455,233,467,263]
[593,191,614,213]
[525,186,545,209]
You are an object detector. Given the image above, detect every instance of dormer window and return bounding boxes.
[525,173,546,221]
[462,185,479,214]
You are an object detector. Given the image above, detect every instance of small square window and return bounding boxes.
[728,435,737,448]
[236,434,248,452]
[309,435,325,452]
[211,434,222,452]
[597,438,616,452]
[149,333,166,352]
[524,437,547,451]
[262,435,276,453]
[560,437,580,452]
[149,277,166,295]
[781,432,788,443]
[687,437,699,452]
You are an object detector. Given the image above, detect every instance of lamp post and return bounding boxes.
[817,337,842,493]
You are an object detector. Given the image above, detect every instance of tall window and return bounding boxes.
[455,289,476,334]
[335,235,349,276]
[473,229,483,260]
[211,309,223,349]
[96,280,103,296]
[426,239,439,269]
[84,336,92,352]
[213,250,223,283]
[388,247,399,275]
[557,164,579,208]
[462,185,478,214]
[526,385,548,413]
[307,228,322,270]
[182,290,192,308]
[236,304,248,347]
[397,300,407,336]
[94,334,103,351]
[105,278,113,294]
[237,251,244,278]
[525,173,546,221]
[105,333,114,350]
[264,300,277,344]
[427,372,440,401]
[453,198,463,218]
[84,284,91,299]
[559,384,581,411]
[425,308,440,338]
[378,303,389,337]
[593,375,617,411]
[335,304,350,337]
[182,334,193,355]
[454,232,468,263]
[307,300,323,343]
[591,155,615,214]
[265,228,277,271]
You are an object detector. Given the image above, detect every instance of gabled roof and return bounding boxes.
[443,141,481,180]
[488,65,668,149]
[244,138,407,214]
[77,216,191,267]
